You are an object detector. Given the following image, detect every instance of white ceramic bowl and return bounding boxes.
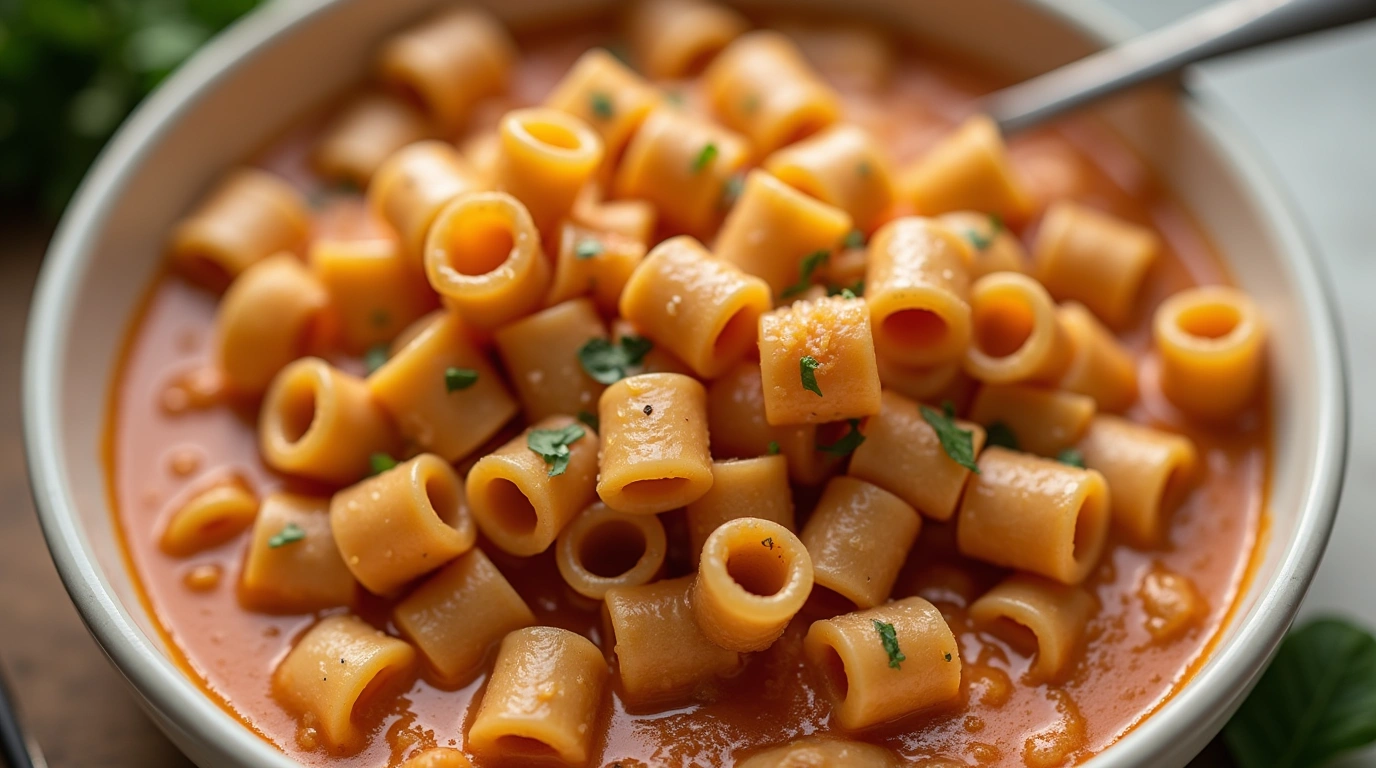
[23,1,1348,766]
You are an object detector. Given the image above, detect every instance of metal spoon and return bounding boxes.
[983,0,1376,133]
[0,665,44,768]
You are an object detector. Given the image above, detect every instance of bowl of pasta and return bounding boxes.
[22,0,1346,766]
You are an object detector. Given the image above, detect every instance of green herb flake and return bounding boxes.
[364,344,389,374]
[919,401,980,473]
[986,421,1020,451]
[720,173,746,209]
[827,279,864,298]
[1057,448,1085,468]
[842,228,866,250]
[857,161,872,178]
[577,410,600,432]
[741,93,761,114]
[369,452,398,476]
[527,424,587,477]
[268,522,306,549]
[575,238,605,260]
[692,142,718,173]
[965,228,993,251]
[369,309,391,328]
[799,355,822,397]
[578,336,655,385]
[818,418,865,456]
[781,250,830,299]
[989,213,1005,234]
[766,441,781,456]
[444,367,479,392]
[590,91,615,119]
[873,620,906,669]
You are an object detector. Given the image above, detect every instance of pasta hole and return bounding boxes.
[986,616,1040,659]
[352,661,409,723]
[178,251,233,293]
[1157,462,1195,526]
[580,521,647,578]
[484,479,539,536]
[883,309,947,350]
[524,120,582,151]
[386,79,431,118]
[682,45,725,77]
[816,645,850,701]
[973,296,1035,358]
[444,212,514,276]
[493,736,559,759]
[424,473,461,528]
[725,546,788,597]
[1177,302,1241,340]
[712,306,758,360]
[278,380,318,445]
[619,477,690,504]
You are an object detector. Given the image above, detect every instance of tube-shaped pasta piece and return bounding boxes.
[556,502,667,599]
[468,627,607,765]
[310,234,437,354]
[1032,201,1160,328]
[494,299,608,421]
[704,31,840,154]
[572,189,657,247]
[957,447,1110,584]
[964,271,1072,384]
[1076,415,1198,546]
[715,170,853,300]
[623,0,748,79]
[1153,286,1265,421]
[900,115,1034,223]
[938,211,1028,279]
[330,454,475,595]
[801,477,921,608]
[968,573,1095,682]
[706,362,843,485]
[875,358,973,410]
[260,358,398,484]
[168,168,310,291]
[603,575,742,708]
[803,597,961,730]
[764,125,896,233]
[849,390,986,522]
[424,191,550,329]
[692,518,812,652]
[1057,302,1138,412]
[467,416,600,555]
[214,254,329,395]
[368,141,484,269]
[597,373,713,514]
[738,737,901,768]
[393,549,535,686]
[685,456,795,564]
[159,479,258,557]
[495,108,605,238]
[240,493,355,611]
[865,217,973,368]
[313,92,433,186]
[968,383,1095,458]
[619,236,772,378]
[377,8,515,132]
[460,129,500,188]
[544,223,646,316]
[399,749,472,768]
[758,296,882,425]
[614,108,750,238]
[545,49,662,163]
[272,615,416,749]
[368,312,517,462]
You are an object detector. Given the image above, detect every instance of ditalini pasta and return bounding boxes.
[113,7,1272,765]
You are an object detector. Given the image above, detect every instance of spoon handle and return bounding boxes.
[984,0,1376,133]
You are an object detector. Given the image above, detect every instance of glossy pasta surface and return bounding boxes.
[108,6,1269,768]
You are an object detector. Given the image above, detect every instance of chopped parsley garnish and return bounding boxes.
[839,288,856,299]
[741,93,760,113]
[528,424,586,477]
[818,419,865,456]
[363,344,389,374]
[989,213,1005,234]
[575,238,605,259]
[766,440,780,456]
[762,537,774,549]
[577,410,600,432]
[692,142,718,173]
[799,355,822,396]
[369,309,391,328]
[1057,448,1086,468]
[720,173,745,209]
[856,161,872,178]
[873,620,905,669]
[268,522,306,549]
[781,249,830,299]
[965,213,1005,251]
[827,279,864,298]
[578,336,654,384]
[919,401,980,473]
[986,421,1019,451]
[642,404,653,415]
[590,91,614,119]
[369,452,398,475]
[444,367,478,392]
[841,228,865,250]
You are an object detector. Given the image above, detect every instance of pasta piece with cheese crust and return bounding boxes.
[758,295,881,425]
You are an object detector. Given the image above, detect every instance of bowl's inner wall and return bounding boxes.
[45,0,1312,762]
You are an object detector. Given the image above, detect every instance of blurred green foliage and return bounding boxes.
[0,0,264,213]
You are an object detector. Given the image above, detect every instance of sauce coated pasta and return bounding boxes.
[108,4,1270,767]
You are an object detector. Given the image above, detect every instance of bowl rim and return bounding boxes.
[21,1,1349,766]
